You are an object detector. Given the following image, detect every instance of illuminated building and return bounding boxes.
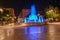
[18,9,30,23]
[18,9,30,18]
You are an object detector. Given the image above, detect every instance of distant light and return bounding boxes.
[14,16,16,19]
[0,8,3,12]
[24,18,27,23]
[38,14,40,16]
[7,14,9,16]
[49,9,53,13]
[10,17,12,18]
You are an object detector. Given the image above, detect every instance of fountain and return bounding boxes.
[24,5,44,23]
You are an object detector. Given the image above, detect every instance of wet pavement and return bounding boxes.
[0,24,60,40]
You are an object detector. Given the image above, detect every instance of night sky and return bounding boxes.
[0,0,60,16]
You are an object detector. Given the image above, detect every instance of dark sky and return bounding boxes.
[1,0,60,8]
[0,0,60,16]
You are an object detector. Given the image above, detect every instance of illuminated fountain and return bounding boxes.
[24,5,44,23]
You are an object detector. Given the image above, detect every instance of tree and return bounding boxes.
[45,6,60,21]
[2,9,10,21]
[0,9,11,24]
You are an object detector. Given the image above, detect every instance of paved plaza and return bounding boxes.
[0,23,60,40]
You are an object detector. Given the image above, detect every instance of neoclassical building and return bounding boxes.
[18,9,30,23]
[18,9,30,18]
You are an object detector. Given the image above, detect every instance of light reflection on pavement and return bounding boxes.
[0,24,60,40]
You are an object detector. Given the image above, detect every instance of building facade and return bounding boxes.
[18,9,30,18]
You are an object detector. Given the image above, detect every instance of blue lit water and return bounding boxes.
[24,5,44,23]
[24,26,45,34]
